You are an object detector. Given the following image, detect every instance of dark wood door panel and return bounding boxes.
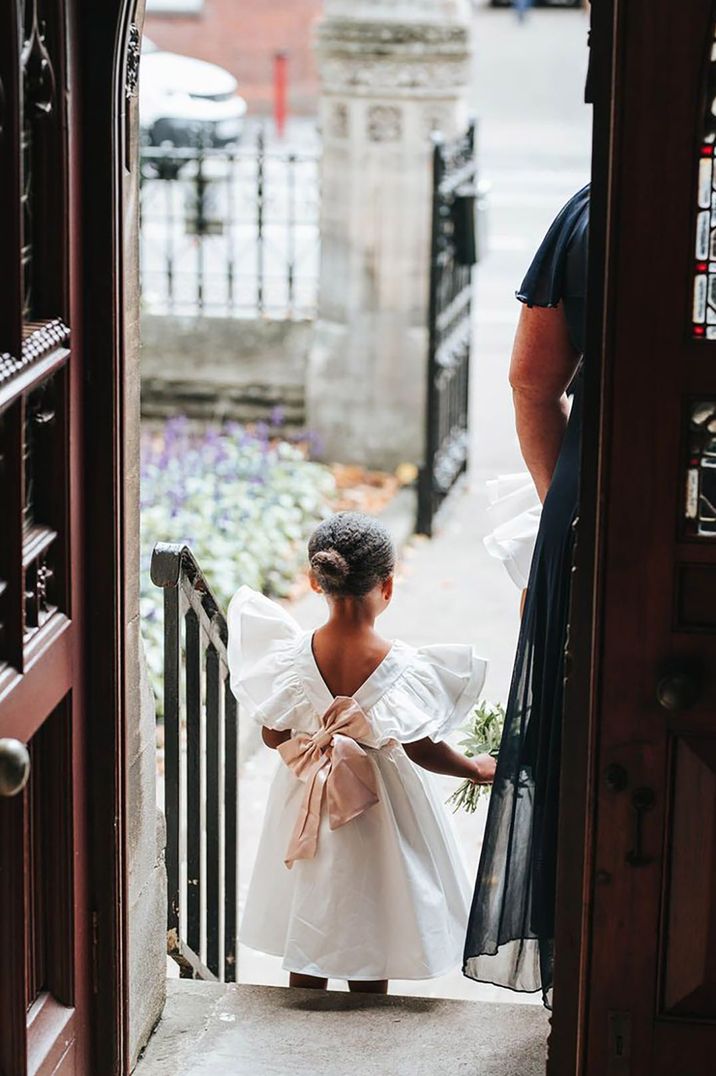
[661,735,716,1019]
[577,2,716,1074]
[27,998,76,1076]
[0,1,94,1073]
[652,1021,716,1076]
[0,696,76,1074]
[0,618,73,740]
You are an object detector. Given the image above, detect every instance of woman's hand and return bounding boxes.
[470,753,497,785]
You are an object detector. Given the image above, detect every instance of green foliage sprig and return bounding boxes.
[446,699,505,814]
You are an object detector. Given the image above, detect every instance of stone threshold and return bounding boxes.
[134,980,548,1076]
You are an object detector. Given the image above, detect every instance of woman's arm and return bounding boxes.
[403,738,496,784]
[509,303,580,502]
[262,727,291,749]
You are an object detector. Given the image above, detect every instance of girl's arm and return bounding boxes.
[404,738,496,784]
[262,727,291,749]
[509,303,580,502]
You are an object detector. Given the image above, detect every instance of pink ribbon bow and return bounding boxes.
[277,696,380,869]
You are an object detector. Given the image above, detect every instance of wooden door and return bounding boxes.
[552,3,716,1074]
[0,2,92,1072]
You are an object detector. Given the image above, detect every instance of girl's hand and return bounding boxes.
[470,753,497,785]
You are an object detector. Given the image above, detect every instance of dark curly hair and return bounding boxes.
[308,512,395,597]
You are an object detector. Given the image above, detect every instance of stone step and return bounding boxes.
[134,981,548,1076]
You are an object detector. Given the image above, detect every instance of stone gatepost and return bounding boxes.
[307,0,472,470]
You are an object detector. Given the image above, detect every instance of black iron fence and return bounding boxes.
[417,124,479,536]
[150,542,238,982]
[140,129,320,320]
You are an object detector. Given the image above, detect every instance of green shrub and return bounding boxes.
[141,417,336,703]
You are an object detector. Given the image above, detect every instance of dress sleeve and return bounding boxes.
[369,645,487,745]
[226,586,313,731]
[516,183,590,309]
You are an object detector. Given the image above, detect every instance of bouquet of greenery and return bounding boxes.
[446,699,505,814]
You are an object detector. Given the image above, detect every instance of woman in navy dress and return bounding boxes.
[463,185,590,1006]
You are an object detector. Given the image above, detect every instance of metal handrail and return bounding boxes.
[150,542,238,982]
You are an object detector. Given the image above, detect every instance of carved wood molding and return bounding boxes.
[22,0,56,118]
[0,318,69,391]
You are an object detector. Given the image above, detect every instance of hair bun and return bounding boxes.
[310,549,350,582]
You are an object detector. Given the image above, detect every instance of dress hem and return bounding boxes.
[240,938,462,982]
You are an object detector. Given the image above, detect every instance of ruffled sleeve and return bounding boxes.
[367,644,487,745]
[226,586,315,731]
[517,183,590,309]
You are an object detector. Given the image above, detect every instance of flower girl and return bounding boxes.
[228,511,495,993]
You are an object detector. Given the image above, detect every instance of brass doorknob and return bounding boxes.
[656,673,700,712]
[0,738,31,796]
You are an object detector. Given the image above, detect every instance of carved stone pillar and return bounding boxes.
[306,0,472,470]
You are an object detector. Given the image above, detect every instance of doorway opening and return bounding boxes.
[128,0,592,1070]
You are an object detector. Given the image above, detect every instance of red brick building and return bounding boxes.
[144,0,322,115]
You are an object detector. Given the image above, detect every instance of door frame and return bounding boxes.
[549,0,716,1071]
[73,0,639,1072]
[548,0,617,1071]
[73,0,142,1071]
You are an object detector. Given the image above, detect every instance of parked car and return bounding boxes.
[140,37,247,149]
[489,0,581,7]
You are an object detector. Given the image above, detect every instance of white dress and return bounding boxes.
[227,586,488,982]
[483,472,542,590]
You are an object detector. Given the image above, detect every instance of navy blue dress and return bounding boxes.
[463,185,590,1006]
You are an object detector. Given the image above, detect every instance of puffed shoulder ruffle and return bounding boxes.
[227,586,315,731]
[368,644,487,745]
[227,587,488,742]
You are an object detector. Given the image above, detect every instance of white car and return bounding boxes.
[140,37,247,148]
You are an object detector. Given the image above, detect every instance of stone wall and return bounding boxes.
[306,0,473,470]
[140,315,310,428]
[125,4,168,1066]
[128,651,167,1070]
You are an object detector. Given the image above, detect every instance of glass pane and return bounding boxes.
[685,401,716,536]
[691,34,716,339]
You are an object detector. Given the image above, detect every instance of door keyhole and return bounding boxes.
[626,787,655,867]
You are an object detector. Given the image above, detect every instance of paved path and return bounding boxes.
[137,982,549,1076]
[232,0,592,1005]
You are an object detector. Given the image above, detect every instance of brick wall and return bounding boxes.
[144,0,322,116]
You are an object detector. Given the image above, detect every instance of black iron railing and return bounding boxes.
[139,129,320,320]
[417,124,479,536]
[150,542,238,982]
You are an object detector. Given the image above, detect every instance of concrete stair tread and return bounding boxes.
[135,981,548,1075]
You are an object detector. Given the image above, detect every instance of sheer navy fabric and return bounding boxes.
[463,185,590,1007]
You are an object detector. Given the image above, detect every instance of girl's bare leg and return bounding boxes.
[289,972,328,990]
[348,979,388,994]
